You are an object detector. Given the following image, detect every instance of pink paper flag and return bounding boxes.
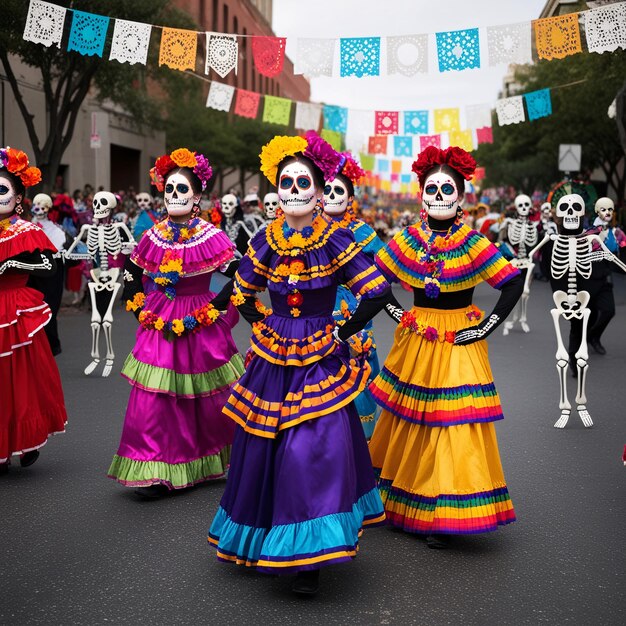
[419,135,441,151]
[476,126,493,145]
[375,111,399,135]
[234,89,261,119]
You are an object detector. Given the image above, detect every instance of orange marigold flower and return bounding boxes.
[170,148,197,168]
[19,166,41,188]
[6,148,29,174]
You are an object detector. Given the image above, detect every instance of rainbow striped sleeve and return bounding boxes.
[468,232,520,288]
[374,230,422,286]
[343,249,389,298]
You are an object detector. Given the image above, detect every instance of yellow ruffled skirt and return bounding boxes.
[369,305,515,534]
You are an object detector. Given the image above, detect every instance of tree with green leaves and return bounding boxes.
[474,49,626,205]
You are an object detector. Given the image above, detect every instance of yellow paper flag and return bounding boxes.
[449,130,474,153]
[159,28,198,72]
[381,180,391,192]
[391,160,402,174]
[434,108,460,133]
[535,14,582,61]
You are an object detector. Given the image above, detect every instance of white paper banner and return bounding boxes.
[294,38,335,77]
[584,2,626,54]
[496,96,526,126]
[465,103,492,130]
[294,102,322,131]
[487,23,532,67]
[205,32,238,78]
[23,0,66,48]
[387,34,428,76]
[110,19,152,65]
[206,81,235,112]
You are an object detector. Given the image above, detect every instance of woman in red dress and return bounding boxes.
[0,147,67,473]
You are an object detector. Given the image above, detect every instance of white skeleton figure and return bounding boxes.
[541,201,558,236]
[263,192,279,220]
[64,191,135,377]
[221,193,255,242]
[31,193,65,254]
[525,194,626,429]
[501,194,539,335]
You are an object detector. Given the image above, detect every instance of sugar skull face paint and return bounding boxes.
[323,178,350,216]
[164,172,198,217]
[421,172,459,220]
[278,161,318,217]
[0,175,18,216]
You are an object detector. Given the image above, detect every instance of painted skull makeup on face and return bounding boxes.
[514,194,532,217]
[323,178,350,216]
[221,194,238,218]
[0,174,18,216]
[263,192,279,219]
[594,197,614,223]
[278,161,318,216]
[31,193,53,220]
[136,192,153,210]
[421,172,460,220]
[164,172,198,217]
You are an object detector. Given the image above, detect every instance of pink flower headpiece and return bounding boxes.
[303,131,344,182]
[150,148,213,192]
[411,146,476,188]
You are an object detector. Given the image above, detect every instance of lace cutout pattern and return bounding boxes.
[419,135,442,152]
[465,103,492,130]
[368,136,388,154]
[67,10,110,58]
[205,33,238,77]
[584,3,626,54]
[206,81,235,112]
[340,37,381,77]
[295,102,322,131]
[404,110,429,135]
[386,34,428,76]
[234,89,261,119]
[496,96,525,125]
[263,95,292,125]
[294,38,335,77]
[524,88,552,121]
[23,0,66,48]
[252,37,286,78]
[110,19,152,65]
[433,108,461,133]
[449,130,474,152]
[323,105,348,134]
[375,111,399,135]
[534,14,582,61]
[486,22,532,66]
[393,136,413,157]
[436,28,481,72]
[159,28,198,72]
[476,126,493,145]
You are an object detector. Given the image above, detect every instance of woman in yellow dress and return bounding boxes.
[369,146,523,548]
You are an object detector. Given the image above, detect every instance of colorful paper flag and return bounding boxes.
[206,81,235,112]
[524,89,552,121]
[404,110,429,135]
[234,89,261,119]
[434,108,460,133]
[340,37,381,77]
[110,19,152,65]
[67,10,110,58]
[323,105,348,134]
[23,0,66,48]
[391,160,402,174]
[295,38,335,76]
[419,135,442,151]
[496,96,525,125]
[449,129,474,152]
[534,14,582,61]
[295,102,322,131]
[401,174,412,184]
[359,153,375,172]
[436,28,481,72]
[476,126,493,145]
[583,4,626,54]
[159,28,198,72]
[263,95,292,125]
[368,136,388,154]
[205,33,238,77]
[252,36,286,77]
[393,136,413,157]
[320,129,342,150]
[486,23,533,66]
[375,111,399,135]
[387,34,428,76]
[377,159,390,173]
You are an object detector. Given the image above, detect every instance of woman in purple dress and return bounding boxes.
[108,149,244,498]
[208,133,390,595]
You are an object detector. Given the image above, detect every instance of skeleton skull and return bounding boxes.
[323,177,350,216]
[278,160,319,216]
[31,193,53,221]
[421,171,461,220]
[594,197,614,223]
[164,172,198,217]
[514,194,532,217]
[93,191,117,221]
[0,174,19,216]
[541,201,552,219]
[556,193,585,231]
[263,192,279,219]
[136,192,153,211]
[221,193,238,218]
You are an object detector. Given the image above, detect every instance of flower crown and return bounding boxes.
[259,131,343,186]
[411,146,476,188]
[338,152,365,185]
[150,148,213,193]
[0,147,42,188]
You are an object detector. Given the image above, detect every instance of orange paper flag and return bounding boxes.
[391,160,402,174]
[534,14,582,61]
[159,28,198,72]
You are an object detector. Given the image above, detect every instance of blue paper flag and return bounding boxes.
[401,174,412,184]
[67,10,110,58]
[377,159,390,173]
[323,105,348,134]
[436,28,480,72]
[404,110,429,135]
[393,136,413,157]
[525,89,552,121]
[340,37,381,77]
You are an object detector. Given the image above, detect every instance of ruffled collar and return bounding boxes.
[266,213,336,256]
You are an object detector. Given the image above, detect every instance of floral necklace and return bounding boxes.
[157,217,203,243]
[267,212,333,257]
[419,218,463,299]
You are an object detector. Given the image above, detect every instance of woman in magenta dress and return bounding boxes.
[108,149,244,498]
[0,146,67,473]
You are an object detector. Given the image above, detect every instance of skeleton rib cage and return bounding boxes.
[550,235,593,291]
[507,218,538,259]
[86,224,124,271]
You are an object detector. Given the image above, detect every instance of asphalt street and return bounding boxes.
[1,274,625,625]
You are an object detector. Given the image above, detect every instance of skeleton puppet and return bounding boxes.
[499,194,539,335]
[64,191,135,377]
[525,194,626,429]
[221,193,255,255]
[263,192,279,221]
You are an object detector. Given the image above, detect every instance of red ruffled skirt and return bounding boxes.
[0,274,67,463]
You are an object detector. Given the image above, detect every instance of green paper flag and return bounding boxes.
[359,153,375,172]
[320,128,343,150]
[263,95,292,125]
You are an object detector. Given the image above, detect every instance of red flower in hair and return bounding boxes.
[155,154,176,179]
[6,148,29,174]
[412,145,476,187]
[340,154,365,184]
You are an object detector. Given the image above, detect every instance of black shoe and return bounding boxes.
[134,484,169,499]
[426,534,449,549]
[588,338,606,355]
[20,450,40,467]
[0,462,9,475]
[292,570,320,596]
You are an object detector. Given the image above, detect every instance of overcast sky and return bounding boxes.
[273,0,549,151]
